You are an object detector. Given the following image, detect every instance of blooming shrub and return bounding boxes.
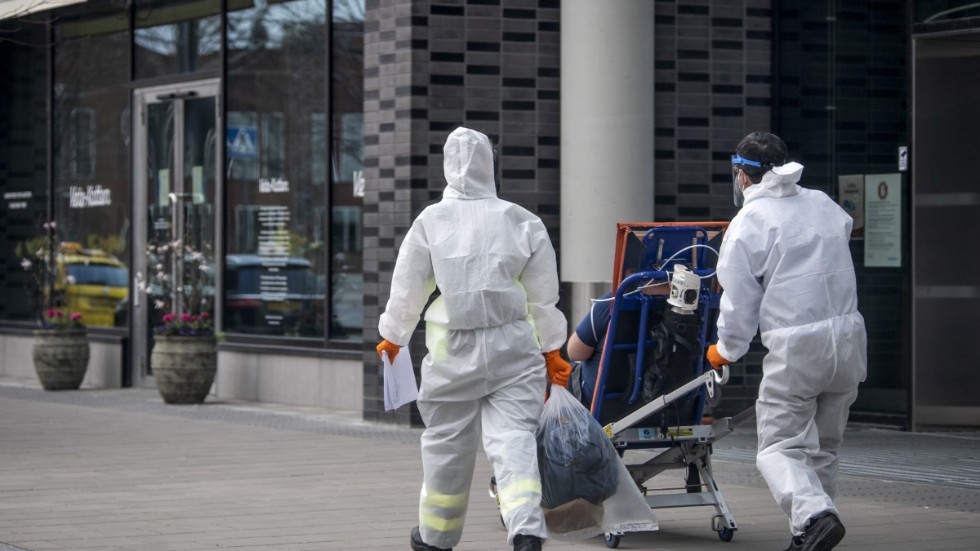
[154,311,214,337]
[41,308,85,330]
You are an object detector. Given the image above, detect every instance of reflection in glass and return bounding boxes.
[224,0,331,338]
[0,19,48,323]
[222,0,364,341]
[134,0,222,79]
[917,1,980,22]
[145,101,176,332]
[52,11,131,328]
[330,0,365,341]
[180,96,217,317]
[142,93,218,371]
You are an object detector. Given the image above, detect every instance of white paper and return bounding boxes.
[383,346,418,411]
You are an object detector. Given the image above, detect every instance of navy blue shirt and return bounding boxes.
[574,292,612,407]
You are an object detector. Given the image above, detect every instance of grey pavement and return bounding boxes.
[1,380,979,551]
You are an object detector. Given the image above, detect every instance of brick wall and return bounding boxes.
[362,0,561,425]
[652,0,773,223]
[652,0,773,417]
[360,0,908,424]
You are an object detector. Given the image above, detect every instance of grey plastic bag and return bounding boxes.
[537,386,659,540]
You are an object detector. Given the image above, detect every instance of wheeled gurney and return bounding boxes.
[588,222,745,547]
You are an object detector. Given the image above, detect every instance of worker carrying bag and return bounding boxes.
[537,386,659,540]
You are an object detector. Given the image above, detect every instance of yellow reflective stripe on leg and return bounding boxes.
[500,496,537,517]
[421,485,468,509]
[496,477,542,516]
[420,511,466,533]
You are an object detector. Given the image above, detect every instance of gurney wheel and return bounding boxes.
[717,527,735,542]
[604,533,621,548]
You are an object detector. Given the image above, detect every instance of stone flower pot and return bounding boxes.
[151,335,217,404]
[32,328,90,390]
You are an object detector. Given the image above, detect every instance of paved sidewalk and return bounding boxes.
[1,382,979,551]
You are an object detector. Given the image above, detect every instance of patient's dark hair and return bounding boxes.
[735,132,789,183]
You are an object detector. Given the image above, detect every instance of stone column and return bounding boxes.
[560,0,655,323]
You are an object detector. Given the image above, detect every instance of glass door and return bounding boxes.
[132,80,221,386]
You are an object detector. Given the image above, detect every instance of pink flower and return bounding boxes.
[70,313,82,321]
[180,313,191,322]
[162,313,175,322]
[46,308,57,318]
[200,312,210,320]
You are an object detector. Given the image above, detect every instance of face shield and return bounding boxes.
[731,154,763,207]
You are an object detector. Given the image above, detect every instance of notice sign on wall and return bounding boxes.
[838,175,864,239]
[863,173,902,268]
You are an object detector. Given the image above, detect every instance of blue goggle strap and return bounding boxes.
[731,154,763,167]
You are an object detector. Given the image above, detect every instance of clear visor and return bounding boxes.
[732,166,744,207]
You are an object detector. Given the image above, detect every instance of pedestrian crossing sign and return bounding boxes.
[227,126,258,159]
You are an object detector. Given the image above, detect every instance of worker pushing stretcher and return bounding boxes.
[380,127,863,551]
[555,219,744,548]
[543,132,865,551]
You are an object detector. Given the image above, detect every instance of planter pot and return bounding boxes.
[32,328,90,390]
[151,335,217,404]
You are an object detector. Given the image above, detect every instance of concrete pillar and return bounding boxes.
[560,0,655,324]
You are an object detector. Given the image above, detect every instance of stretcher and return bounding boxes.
[589,221,744,547]
[488,222,750,546]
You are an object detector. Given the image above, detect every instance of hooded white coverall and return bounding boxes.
[714,162,867,536]
[378,127,567,548]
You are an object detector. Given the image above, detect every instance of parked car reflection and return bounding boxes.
[224,254,325,336]
[56,244,129,327]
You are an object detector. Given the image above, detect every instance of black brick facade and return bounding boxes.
[362,0,562,425]
[361,0,910,425]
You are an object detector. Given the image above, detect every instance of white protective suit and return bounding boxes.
[714,162,867,536]
[378,127,567,548]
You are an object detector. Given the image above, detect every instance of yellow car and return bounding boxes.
[54,244,129,328]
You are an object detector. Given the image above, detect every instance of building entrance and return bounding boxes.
[131,79,221,387]
[912,31,980,428]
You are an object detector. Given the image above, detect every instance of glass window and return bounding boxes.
[134,0,222,79]
[329,0,364,342]
[70,108,96,179]
[51,6,132,329]
[776,3,910,414]
[224,0,330,338]
[0,19,49,323]
[916,1,980,22]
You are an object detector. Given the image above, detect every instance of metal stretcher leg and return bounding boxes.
[693,448,738,541]
[625,437,739,542]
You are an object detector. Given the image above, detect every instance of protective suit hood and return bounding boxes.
[743,162,805,204]
[442,127,496,199]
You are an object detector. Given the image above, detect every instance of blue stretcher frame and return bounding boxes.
[584,222,743,545]
[588,267,719,425]
[589,222,728,432]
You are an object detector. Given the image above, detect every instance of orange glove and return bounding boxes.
[706,344,732,370]
[544,349,572,387]
[376,339,401,362]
